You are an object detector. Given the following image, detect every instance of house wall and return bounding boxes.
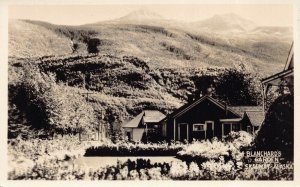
[166,98,240,141]
[123,128,145,141]
[240,115,257,134]
[132,128,144,141]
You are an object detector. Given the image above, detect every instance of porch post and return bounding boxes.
[262,83,266,113]
[146,123,148,143]
[230,123,232,133]
[186,125,189,142]
[173,119,176,141]
[222,123,224,137]
[213,123,215,137]
[178,125,180,141]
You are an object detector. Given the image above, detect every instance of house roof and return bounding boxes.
[165,95,241,119]
[284,42,294,71]
[261,42,294,85]
[122,110,166,128]
[228,106,263,117]
[122,112,144,128]
[220,118,242,122]
[245,111,265,127]
[228,106,264,127]
[261,68,293,85]
[143,110,166,123]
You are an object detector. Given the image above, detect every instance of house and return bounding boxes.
[261,42,294,111]
[122,110,166,142]
[161,95,263,142]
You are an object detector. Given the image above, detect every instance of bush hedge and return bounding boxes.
[84,143,182,156]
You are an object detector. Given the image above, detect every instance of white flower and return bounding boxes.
[188,162,200,178]
[120,166,128,179]
[148,167,162,180]
[129,170,139,180]
[170,161,188,178]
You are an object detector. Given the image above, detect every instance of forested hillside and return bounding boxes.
[8,54,262,139]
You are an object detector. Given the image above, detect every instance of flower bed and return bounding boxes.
[7,136,105,176]
[8,132,293,180]
[176,132,253,164]
[8,157,293,180]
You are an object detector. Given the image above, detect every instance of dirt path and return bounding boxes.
[74,156,180,169]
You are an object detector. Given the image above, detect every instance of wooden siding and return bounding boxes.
[166,97,241,141]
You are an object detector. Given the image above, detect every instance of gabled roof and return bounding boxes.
[166,95,240,119]
[229,106,264,127]
[122,110,166,128]
[143,110,166,123]
[228,106,263,117]
[122,112,144,128]
[244,111,265,127]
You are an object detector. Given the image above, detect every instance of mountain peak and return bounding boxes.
[195,13,256,33]
[212,13,254,23]
[118,9,164,21]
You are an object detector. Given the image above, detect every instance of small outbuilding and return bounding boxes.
[122,110,166,142]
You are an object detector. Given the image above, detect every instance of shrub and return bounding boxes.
[84,142,183,156]
[169,161,188,179]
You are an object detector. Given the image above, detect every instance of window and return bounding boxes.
[247,126,252,133]
[232,123,241,131]
[193,124,206,131]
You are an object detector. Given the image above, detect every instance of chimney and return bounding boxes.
[206,84,213,97]
[194,90,202,100]
[187,93,194,103]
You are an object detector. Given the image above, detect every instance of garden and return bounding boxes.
[7,131,293,180]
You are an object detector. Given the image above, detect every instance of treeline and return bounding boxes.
[38,54,262,106]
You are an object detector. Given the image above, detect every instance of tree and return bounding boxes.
[215,68,261,106]
[193,75,215,96]
[87,38,100,53]
[9,63,97,139]
[254,94,293,161]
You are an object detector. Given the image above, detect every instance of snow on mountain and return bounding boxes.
[118,9,164,21]
[192,13,256,33]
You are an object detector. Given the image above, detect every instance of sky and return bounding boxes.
[9,4,293,26]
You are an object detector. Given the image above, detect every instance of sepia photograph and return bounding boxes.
[2,2,295,182]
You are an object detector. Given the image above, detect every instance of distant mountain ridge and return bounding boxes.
[118,9,164,21]
[90,10,291,35]
[9,10,293,75]
[192,13,257,33]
